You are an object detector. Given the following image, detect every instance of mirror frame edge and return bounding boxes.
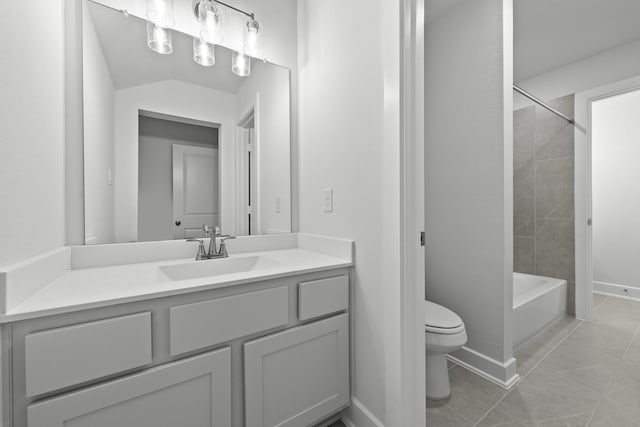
[65,0,86,246]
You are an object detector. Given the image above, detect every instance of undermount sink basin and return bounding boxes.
[159,256,279,281]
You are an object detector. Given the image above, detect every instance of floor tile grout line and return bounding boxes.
[585,366,616,427]
[426,397,475,425]
[621,323,640,358]
[519,319,584,381]
[585,399,602,427]
[472,318,584,427]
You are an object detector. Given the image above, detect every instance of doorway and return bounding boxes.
[137,113,219,241]
[574,77,640,319]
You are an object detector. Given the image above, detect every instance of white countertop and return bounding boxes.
[0,234,353,323]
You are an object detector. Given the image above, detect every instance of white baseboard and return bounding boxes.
[341,398,384,427]
[448,346,520,390]
[593,281,640,301]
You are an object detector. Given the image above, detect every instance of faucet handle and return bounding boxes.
[219,235,236,243]
[187,239,208,260]
[214,226,221,236]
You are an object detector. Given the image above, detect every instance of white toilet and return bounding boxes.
[425,300,467,400]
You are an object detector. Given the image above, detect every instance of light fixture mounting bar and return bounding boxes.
[193,0,254,20]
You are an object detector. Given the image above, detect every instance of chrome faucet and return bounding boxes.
[188,225,235,260]
[207,226,236,258]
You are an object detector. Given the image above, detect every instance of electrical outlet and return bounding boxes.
[275,197,281,213]
[323,188,333,212]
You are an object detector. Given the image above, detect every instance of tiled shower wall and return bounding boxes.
[513,95,576,315]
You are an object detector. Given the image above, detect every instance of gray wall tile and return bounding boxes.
[514,180,533,218]
[514,215,533,237]
[514,125,534,182]
[535,157,574,219]
[535,219,575,282]
[514,236,535,274]
[566,281,575,316]
[535,121,574,161]
[513,95,576,313]
[514,105,535,129]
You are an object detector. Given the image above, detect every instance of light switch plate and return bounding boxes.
[323,188,333,212]
[275,197,281,213]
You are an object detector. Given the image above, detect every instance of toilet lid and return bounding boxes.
[425,300,463,331]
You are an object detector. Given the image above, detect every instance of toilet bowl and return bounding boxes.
[425,300,467,400]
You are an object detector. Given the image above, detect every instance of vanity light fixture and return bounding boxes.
[192,0,260,76]
[145,0,174,54]
[143,0,260,75]
[231,50,250,76]
[193,37,215,66]
[196,0,223,44]
[244,18,260,57]
[147,21,173,54]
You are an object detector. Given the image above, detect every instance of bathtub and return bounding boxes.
[513,272,567,349]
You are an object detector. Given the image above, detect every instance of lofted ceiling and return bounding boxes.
[514,0,640,82]
[426,0,640,82]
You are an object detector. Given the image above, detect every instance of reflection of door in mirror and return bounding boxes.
[238,110,258,235]
[137,114,219,242]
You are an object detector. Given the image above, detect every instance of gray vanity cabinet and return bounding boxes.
[27,348,231,427]
[244,313,349,427]
[2,269,350,427]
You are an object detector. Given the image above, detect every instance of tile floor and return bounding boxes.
[426,293,640,426]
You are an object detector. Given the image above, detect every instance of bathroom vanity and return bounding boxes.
[0,234,353,427]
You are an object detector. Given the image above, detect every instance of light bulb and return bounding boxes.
[244,18,260,57]
[198,0,223,44]
[147,21,172,54]
[146,0,174,28]
[232,50,251,77]
[193,37,215,66]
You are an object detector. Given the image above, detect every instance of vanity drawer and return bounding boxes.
[298,275,349,321]
[169,286,289,356]
[25,312,152,397]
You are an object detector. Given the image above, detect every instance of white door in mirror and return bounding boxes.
[172,144,219,239]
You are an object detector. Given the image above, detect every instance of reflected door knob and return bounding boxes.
[175,220,181,226]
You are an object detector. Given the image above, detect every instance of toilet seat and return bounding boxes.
[425,300,465,335]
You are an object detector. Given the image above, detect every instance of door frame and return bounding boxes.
[235,98,260,236]
[574,75,640,320]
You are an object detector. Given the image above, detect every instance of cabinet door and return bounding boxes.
[27,348,231,427]
[244,314,349,427]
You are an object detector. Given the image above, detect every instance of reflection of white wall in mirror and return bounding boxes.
[83,0,116,245]
[236,61,291,234]
[114,80,236,243]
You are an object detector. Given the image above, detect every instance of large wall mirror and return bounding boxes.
[83,0,291,244]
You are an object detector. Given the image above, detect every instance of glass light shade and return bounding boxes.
[198,0,223,44]
[193,37,215,66]
[146,0,175,28]
[147,22,172,54]
[232,51,251,77]
[244,18,260,57]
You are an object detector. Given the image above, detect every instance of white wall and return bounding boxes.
[591,88,640,293]
[425,0,515,383]
[514,38,640,110]
[297,0,403,423]
[236,61,291,234]
[83,4,116,245]
[114,81,236,242]
[0,0,66,266]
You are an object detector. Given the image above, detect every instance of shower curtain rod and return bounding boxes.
[513,85,574,125]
